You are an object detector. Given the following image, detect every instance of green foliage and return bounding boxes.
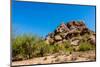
[12,34,55,61]
[63,41,71,48]
[12,34,95,61]
[53,41,72,53]
[32,40,54,57]
[12,34,72,61]
[78,42,94,51]
[12,34,41,60]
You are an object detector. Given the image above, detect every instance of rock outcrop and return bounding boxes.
[45,21,96,45]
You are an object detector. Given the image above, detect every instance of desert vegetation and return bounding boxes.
[12,21,96,66]
[12,34,95,61]
[12,34,71,61]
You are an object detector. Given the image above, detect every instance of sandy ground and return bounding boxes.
[12,50,96,66]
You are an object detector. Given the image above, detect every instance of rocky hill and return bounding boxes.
[12,21,96,66]
[45,21,96,46]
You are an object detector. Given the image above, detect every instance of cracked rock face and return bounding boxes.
[45,21,96,46]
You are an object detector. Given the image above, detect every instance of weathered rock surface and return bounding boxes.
[71,39,80,46]
[54,35,62,41]
[45,21,96,46]
[88,34,96,45]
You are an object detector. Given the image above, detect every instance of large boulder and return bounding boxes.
[54,35,62,41]
[45,36,54,44]
[71,38,80,46]
[88,35,96,45]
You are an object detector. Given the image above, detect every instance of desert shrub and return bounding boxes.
[62,41,73,53]
[51,44,65,53]
[53,44,61,53]
[13,34,95,61]
[53,41,71,53]
[66,47,74,53]
[12,34,41,60]
[78,42,93,51]
[32,40,53,57]
[63,41,71,48]
[12,34,57,61]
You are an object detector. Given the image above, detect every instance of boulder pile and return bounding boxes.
[45,21,96,46]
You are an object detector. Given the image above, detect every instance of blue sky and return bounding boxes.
[12,0,96,37]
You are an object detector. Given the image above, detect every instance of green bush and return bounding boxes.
[53,44,61,53]
[12,34,41,60]
[12,34,55,61]
[78,42,93,51]
[32,40,54,57]
[12,34,95,61]
[63,41,71,48]
[53,41,71,53]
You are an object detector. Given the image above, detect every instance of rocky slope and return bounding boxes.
[45,21,96,46]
